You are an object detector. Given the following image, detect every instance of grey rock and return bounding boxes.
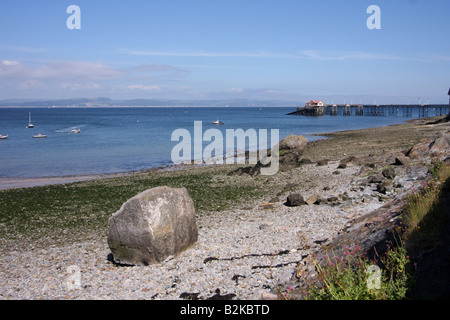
[278,134,308,155]
[314,197,328,205]
[107,186,198,266]
[394,155,410,166]
[382,167,396,179]
[369,173,385,184]
[430,132,450,157]
[286,193,305,206]
[377,181,394,194]
[305,195,319,205]
[277,135,308,170]
[299,158,313,165]
[269,196,280,203]
[338,156,355,169]
[316,160,328,166]
[406,140,432,159]
[277,270,294,286]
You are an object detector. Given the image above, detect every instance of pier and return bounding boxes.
[287,104,449,117]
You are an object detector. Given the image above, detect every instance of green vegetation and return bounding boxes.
[403,157,450,256]
[0,166,264,245]
[304,244,411,300]
[300,158,450,300]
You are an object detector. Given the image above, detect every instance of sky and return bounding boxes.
[0,0,449,104]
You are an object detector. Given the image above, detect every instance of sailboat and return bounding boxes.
[26,112,34,128]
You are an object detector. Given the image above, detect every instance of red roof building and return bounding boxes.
[305,100,324,107]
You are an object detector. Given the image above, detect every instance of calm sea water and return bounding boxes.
[0,107,424,178]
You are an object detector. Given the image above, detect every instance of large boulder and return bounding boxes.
[107,186,198,266]
[403,132,450,162]
[229,134,308,176]
[277,134,308,171]
[429,132,450,158]
[279,134,308,156]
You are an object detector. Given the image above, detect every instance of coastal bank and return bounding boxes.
[0,115,449,300]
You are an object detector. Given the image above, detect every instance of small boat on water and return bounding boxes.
[26,112,34,128]
[69,127,81,134]
[0,134,8,140]
[212,120,224,125]
[33,133,47,139]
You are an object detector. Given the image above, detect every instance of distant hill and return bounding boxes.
[0,98,297,108]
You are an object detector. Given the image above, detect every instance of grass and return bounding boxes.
[402,157,450,255]
[297,158,450,300]
[0,165,265,246]
[302,244,411,300]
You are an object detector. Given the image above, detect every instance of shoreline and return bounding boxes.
[0,115,446,190]
[0,114,448,300]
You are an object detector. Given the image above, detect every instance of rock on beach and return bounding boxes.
[107,186,198,266]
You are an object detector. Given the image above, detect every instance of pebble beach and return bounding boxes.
[1,116,449,300]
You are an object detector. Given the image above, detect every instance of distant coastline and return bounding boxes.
[0,97,298,108]
[0,105,295,109]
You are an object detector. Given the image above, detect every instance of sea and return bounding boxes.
[0,106,427,178]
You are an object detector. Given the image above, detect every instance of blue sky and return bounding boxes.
[0,0,449,104]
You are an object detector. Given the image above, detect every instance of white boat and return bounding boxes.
[26,112,34,128]
[0,134,8,140]
[69,128,81,134]
[33,133,47,139]
[212,120,224,125]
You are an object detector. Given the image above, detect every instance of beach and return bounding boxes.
[0,115,449,300]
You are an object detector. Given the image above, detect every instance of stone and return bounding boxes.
[429,132,450,157]
[278,152,301,170]
[253,291,279,300]
[394,155,410,166]
[340,192,352,201]
[327,196,339,202]
[338,156,356,169]
[377,181,393,194]
[269,196,280,203]
[229,134,308,175]
[278,134,308,155]
[277,134,308,171]
[406,140,432,159]
[277,270,294,286]
[316,160,328,166]
[286,193,305,206]
[107,186,198,266]
[362,195,373,203]
[228,163,262,177]
[369,173,385,184]
[299,158,313,165]
[314,197,328,205]
[382,167,396,179]
[305,195,319,205]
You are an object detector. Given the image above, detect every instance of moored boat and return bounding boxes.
[26,112,34,128]
[32,133,47,138]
